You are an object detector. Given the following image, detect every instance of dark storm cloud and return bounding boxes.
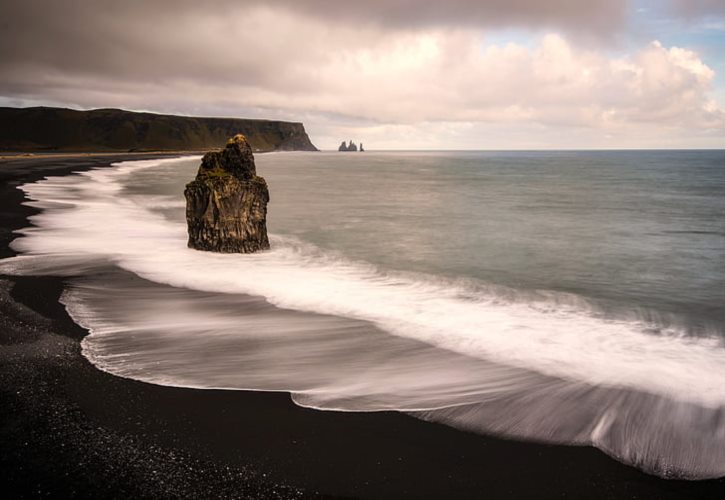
[0,0,629,108]
[274,0,628,32]
[0,0,630,37]
[0,0,627,77]
[0,0,630,65]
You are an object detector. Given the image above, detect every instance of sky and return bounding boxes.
[1,0,724,150]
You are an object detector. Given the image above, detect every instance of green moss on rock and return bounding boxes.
[184,135,270,253]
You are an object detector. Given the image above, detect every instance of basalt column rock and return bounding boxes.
[184,134,270,253]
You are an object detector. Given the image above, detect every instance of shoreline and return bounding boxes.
[0,154,723,498]
[0,150,208,161]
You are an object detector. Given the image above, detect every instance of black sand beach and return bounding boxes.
[1,154,723,499]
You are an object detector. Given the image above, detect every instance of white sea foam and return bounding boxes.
[1,157,724,478]
[2,158,724,407]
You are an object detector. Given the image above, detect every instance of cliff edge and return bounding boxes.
[184,135,270,253]
[0,107,317,152]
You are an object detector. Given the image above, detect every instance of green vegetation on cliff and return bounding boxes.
[0,107,317,152]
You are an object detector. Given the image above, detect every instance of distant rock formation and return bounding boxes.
[360,143,365,152]
[338,140,362,152]
[184,134,270,253]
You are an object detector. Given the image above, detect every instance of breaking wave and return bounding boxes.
[0,157,723,479]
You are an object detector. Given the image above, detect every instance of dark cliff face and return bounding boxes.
[184,135,270,253]
[0,106,318,152]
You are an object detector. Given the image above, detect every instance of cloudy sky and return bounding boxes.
[1,0,724,149]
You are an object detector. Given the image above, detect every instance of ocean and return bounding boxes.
[2,150,724,479]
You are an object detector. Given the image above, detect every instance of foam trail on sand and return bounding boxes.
[0,157,723,479]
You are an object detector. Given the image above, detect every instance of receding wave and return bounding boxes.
[0,158,723,479]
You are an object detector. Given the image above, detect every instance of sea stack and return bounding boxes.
[184,134,270,253]
[338,140,362,152]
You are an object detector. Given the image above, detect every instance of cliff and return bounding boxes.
[0,106,317,152]
[184,134,270,253]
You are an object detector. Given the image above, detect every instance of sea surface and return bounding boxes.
[2,150,724,479]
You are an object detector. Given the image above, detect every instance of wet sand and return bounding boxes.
[0,154,723,498]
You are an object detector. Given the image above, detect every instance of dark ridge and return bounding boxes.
[0,106,318,152]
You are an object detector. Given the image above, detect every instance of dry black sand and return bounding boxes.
[0,154,723,499]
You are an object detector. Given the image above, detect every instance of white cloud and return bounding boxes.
[142,22,722,142]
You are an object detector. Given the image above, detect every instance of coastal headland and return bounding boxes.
[0,107,318,153]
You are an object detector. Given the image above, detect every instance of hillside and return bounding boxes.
[0,107,317,152]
